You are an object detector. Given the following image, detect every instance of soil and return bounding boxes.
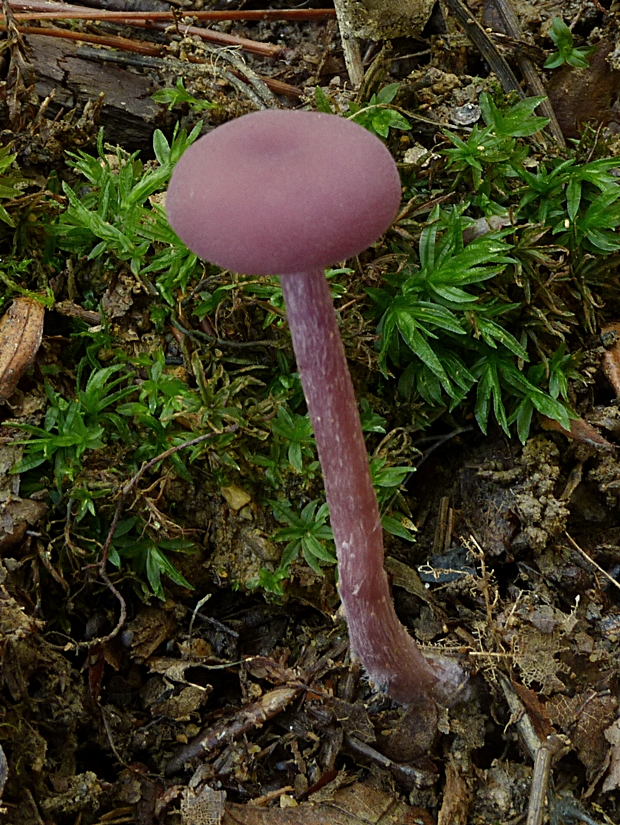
[1,1,620,824]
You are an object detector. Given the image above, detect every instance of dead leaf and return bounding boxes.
[547,692,618,781]
[0,297,45,403]
[151,684,211,720]
[601,322,620,396]
[181,785,226,825]
[0,497,46,551]
[438,755,473,825]
[539,415,615,450]
[603,718,620,792]
[125,607,179,662]
[101,270,141,319]
[54,300,101,326]
[222,782,424,824]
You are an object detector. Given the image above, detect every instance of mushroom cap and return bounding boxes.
[166,110,401,275]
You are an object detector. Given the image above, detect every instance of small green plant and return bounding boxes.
[544,18,594,69]
[315,84,410,139]
[69,483,111,523]
[248,498,334,597]
[508,345,581,442]
[370,458,417,541]
[10,364,135,488]
[0,144,23,226]
[250,404,320,488]
[152,78,217,113]
[116,351,255,480]
[269,406,316,474]
[517,155,620,245]
[269,498,336,576]
[108,517,197,600]
[50,125,202,303]
[443,93,547,193]
[369,205,573,440]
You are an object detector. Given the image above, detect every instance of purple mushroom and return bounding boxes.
[166,110,463,705]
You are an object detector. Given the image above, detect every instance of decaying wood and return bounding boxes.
[440,0,523,97]
[166,685,302,775]
[25,33,159,148]
[332,0,363,88]
[333,0,435,40]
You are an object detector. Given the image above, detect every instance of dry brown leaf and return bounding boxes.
[603,718,620,793]
[601,322,620,396]
[222,782,424,824]
[181,785,226,825]
[539,414,615,450]
[0,297,45,403]
[437,755,473,825]
[547,692,618,781]
[125,606,179,662]
[0,497,46,551]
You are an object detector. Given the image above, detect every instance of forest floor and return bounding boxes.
[2,0,620,823]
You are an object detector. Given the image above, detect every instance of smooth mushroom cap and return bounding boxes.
[166,110,401,275]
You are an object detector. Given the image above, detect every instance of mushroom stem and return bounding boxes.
[280,270,457,705]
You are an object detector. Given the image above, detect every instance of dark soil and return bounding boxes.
[2,1,620,824]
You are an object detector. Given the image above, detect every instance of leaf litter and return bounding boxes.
[2,1,620,824]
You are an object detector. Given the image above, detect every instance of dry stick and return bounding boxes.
[345,734,435,787]
[500,675,570,825]
[564,531,620,595]
[121,18,286,59]
[4,4,285,57]
[489,0,566,148]
[201,39,278,108]
[440,0,524,96]
[11,24,302,95]
[166,685,301,774]
[4,23,168,54]
[9,8,337,21]
[526,735,570,825]
[79,42,302,98]
[332,0,364,88]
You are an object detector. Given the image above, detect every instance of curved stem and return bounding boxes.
[280,270,454,704]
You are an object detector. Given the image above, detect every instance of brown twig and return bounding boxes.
[332,0,363,87]
[9,8,336,22]
[564,532,620,595]
[526,734,570,825]
[6,1,286,57]
[440,0,524,97]
[1,24,172,55]
[75,43,302,98]
[166,685,301,774]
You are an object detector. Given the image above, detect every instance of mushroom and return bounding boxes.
[166,110,464,705]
